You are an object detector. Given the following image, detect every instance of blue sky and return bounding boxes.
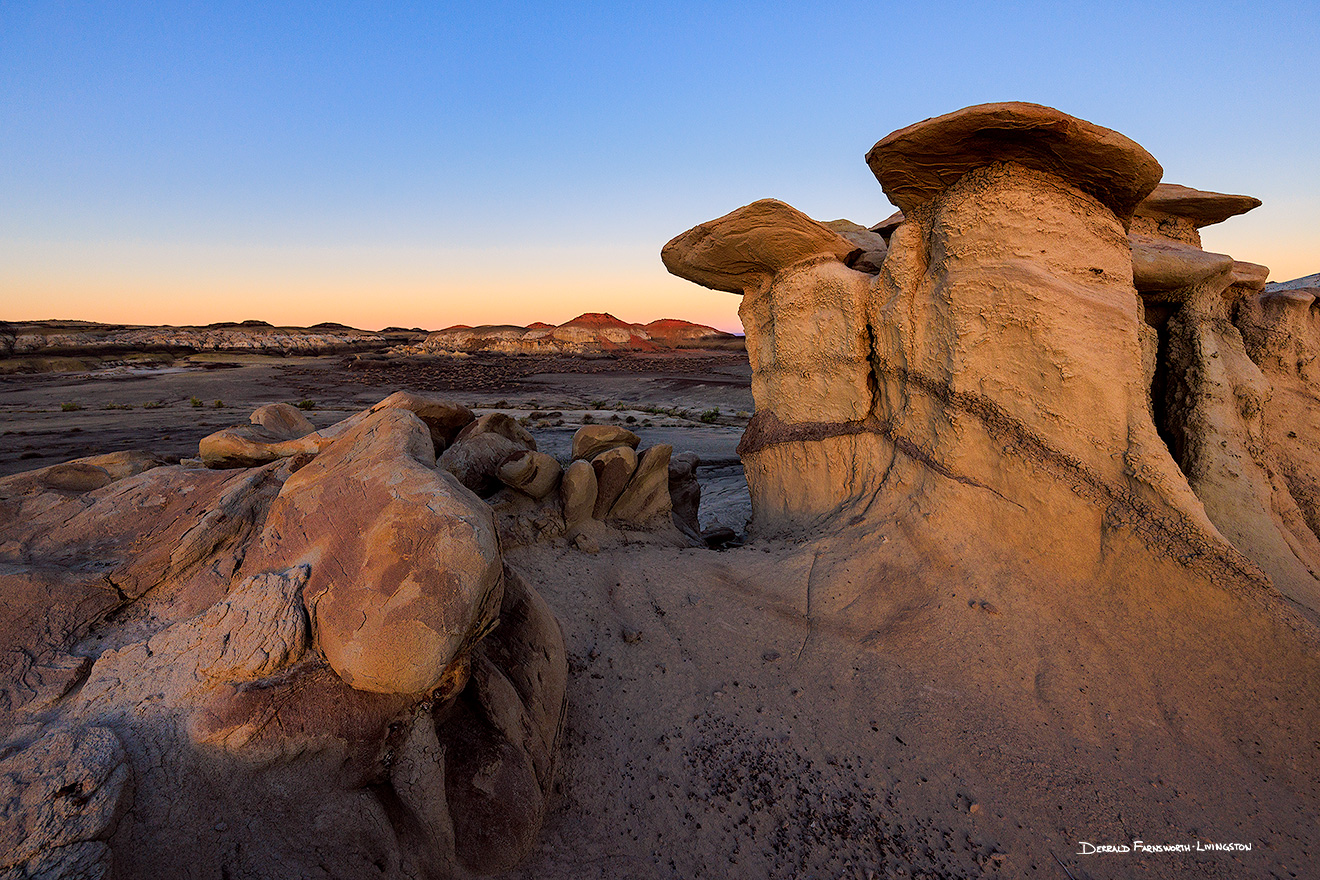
[2,1,1317,331]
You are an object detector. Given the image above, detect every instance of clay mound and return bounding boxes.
[415,313,735,355]
[559,312,634,331]
[642,318,738,346]
[1,320,388,360]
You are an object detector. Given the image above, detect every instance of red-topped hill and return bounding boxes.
[418,313,743,355]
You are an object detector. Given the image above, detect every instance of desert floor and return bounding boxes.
[0,353,753,534]
[4,354,1313,880]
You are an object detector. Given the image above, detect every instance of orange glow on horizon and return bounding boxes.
[0,240,747,334]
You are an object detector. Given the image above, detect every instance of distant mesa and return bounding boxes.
[0,320,395,367]
[1267,271,1320,292]
[413,313,744,356]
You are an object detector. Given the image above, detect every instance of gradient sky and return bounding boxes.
[3,1,1317,334]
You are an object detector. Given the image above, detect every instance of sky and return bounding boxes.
[2,1,1318,334]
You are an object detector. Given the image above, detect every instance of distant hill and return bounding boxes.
[417,313,745,355]
[1265,272,1320,292]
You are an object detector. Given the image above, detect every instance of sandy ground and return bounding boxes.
[5,352,1317,880]
[0,352,755,531]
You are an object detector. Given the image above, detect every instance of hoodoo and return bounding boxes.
[664,101,1320,618]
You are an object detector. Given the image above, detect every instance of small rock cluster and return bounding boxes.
[0,391,572,879]
[198,395,704,552]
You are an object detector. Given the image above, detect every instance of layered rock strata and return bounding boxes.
[1129,186,1320,610]
[665,101,1320,618]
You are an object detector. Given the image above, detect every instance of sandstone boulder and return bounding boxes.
[244,408,503,695]
[198,424,327,468]
[249,402,315,439]
[498,450,563,499]
[1130,233,1235,293]
[37,462,112,493]
[870,209,905,242]
[0,725,132,880]
[572,424,640,460]
[607,444,673,524]
[456,411,536,451]
[591,446,638,519]
[560,459,598,532]
[0,450,166,499]
[668,451,702,539]
[439,431,527,497]
[0,392,568,879]
[823,219,888,273]
[316,390,476,454]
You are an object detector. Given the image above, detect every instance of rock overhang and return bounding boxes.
[661,198,862,295]
[1135,182,1262,228]
[865,101,1163,224]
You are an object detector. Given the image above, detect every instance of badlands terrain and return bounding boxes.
[4,101,1320,880]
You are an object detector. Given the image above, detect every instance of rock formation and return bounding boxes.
[0,392,568,878]
[1129,185,1320,611]
[0,320,400,365]
[413,313,743,355]
[664,100,1320,619]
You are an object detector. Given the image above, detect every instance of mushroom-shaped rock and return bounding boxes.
[244,407,503,695]
[1240,289,1320,380]
[1136,182,1260,227]
[591,446,638,519]
[1130,234,1235,294]
[662,199,876,424]
[661,199,860,295]
[497,450,563,500]
[249,403,315,439]
[607,444,673,524]
[866,102,1162,223]
[726,105,1214,549]
[560,459,597,531]
[572,425,640,461]
[456,412,536,451]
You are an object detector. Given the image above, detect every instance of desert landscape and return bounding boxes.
[4,99,1320,880]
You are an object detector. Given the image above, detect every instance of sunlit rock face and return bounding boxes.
[0,392,568,880]
[665,101,1320,615]
[1129,183,1320,612]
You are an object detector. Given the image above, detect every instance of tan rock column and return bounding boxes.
[662,199,879,530]
[1129,186,1320,609]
